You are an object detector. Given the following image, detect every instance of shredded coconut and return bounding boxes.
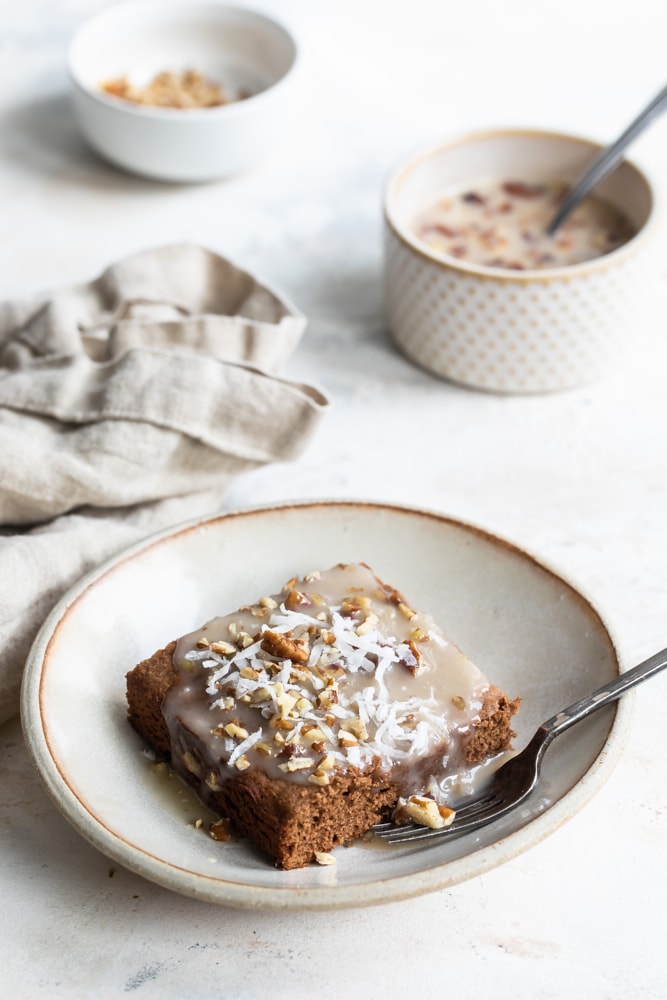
[170,564,490,786]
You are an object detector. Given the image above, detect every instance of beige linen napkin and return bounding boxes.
[0,244,328,725]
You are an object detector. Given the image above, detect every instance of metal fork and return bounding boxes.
[373,646,667,845]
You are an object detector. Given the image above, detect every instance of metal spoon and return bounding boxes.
[547,82,667,234]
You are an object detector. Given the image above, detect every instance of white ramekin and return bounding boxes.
[68,1,300,183]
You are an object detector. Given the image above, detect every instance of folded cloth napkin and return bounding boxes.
[0,244,328,725]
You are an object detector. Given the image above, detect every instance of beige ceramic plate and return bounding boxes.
[21,501,625,910]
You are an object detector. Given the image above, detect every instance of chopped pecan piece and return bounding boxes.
[210,640,236,655]
[399,639,423,676]
[285,588,312,611]
[502,180,544,199]
[260,629,309,663]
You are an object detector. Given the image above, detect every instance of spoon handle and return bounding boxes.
[547,83,667,234]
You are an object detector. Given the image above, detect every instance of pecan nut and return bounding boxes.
[261,629,309,664]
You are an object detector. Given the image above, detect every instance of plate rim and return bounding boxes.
[20,499,629,910]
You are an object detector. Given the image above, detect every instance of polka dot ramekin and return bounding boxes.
[384,129,658,393]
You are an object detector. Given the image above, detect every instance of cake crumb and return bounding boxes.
[209,818,232,842]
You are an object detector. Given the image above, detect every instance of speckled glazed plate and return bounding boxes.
[21,501,626,910]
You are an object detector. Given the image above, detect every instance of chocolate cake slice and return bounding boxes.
[126,563,519,869]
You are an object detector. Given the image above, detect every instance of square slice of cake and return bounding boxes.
[126,563,519,869]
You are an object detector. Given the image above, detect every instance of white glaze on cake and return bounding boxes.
[163,564,494,801]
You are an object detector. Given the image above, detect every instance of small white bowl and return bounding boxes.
[67,1,299,182]
[384,129,658,393]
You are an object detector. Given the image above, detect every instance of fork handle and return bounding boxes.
[540,646,667,743]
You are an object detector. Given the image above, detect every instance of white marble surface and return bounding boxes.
[2,0,667,996]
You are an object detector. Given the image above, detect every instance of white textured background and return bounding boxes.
[1,1,667,996]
